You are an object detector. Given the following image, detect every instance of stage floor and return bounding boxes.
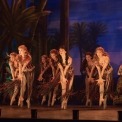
[0,105,121,121]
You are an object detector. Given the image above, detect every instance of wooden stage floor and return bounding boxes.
[0,105,121,121]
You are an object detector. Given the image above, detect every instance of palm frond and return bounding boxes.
[11,0,22,17]
[88,22,107,37]
[37,0,47,10]
[0,0,50,53]
[0,0,11,20]
[70,22,88,46]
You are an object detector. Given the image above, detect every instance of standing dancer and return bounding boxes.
[17,45,35,108]
[38,55,53,106]
[58,46,74,109]
[93,47,113,109]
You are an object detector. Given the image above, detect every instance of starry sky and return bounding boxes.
[46,0,122,76]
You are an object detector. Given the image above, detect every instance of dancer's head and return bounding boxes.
[9,52,18,62]
[18,45,28,57]
[85,52,93,62]
[41,55,49,64]
[50,49,59,61]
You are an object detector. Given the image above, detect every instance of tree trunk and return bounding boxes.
[78,45,83,74]
[39,16,48,55]
[60,0,69,52]
[21,0,26,10]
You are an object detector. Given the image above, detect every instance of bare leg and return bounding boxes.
[48,92,52,106]
[18,75,27,107]
[51,85,59,106]
[26,72,34,108]
[64,76,74,109]
[41,95,46,105]
[10,84,19,105]
[85,78,92,106]
[99,82,104,107]
[61,82,67,109]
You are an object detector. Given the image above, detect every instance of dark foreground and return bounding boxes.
[0,105,121,122]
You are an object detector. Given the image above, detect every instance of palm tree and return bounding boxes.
[0,0,50,56]
[87,22,107,52]
[70,21,107,75]
[69,22,88,61]
[70,21,107,60]
[47,31,61,53]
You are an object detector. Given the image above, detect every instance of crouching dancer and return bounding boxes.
[58,46,74,109]
[93,47,113,109]
[9,52,20,106]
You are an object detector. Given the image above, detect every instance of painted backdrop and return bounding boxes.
[47,0,122,77]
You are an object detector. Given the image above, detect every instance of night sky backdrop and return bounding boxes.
[46,0,122,77]
[8,0,121,77]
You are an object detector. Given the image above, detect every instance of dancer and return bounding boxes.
[37,49,60,106]
[37,55,53,106]
[93,47,113,109]
[17,45,35,108]
[83,52,96,106]
[113,64,122,105]
[49,49,60,106]
[116,65,122,96]
[58,46,74,109]
[1,53,16,104]
[9,52,20,106]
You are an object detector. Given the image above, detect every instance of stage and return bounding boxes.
[0,105,121,121]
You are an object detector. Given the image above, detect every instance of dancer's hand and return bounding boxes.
[37,75,43,81]
[88,77,94,83]
[11,78,15,81]
[58,63,63,70]
[96,78,105,85]
[18,74,22,80]
[62,77,67,84]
